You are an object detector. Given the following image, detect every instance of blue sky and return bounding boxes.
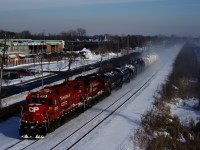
[0,0,200,36]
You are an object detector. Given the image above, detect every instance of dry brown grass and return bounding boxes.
[132,43,200,149]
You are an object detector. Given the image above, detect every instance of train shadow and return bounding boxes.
[0,105,142,140]
[0,116,21,139]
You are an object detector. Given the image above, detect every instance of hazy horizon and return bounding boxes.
[0,0,200,37]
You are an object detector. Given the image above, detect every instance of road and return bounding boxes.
[2,60,105,98]
[2,53,141,98]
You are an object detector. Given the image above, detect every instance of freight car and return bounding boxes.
[124,64,137,79]
[19,74,110,138]
[114,66,132,83]
[103,70,123,89]
[142,54,158,67]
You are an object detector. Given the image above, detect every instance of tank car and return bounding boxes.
[114,66,132,83]
[129,58,145,73]
[142,54,158,67]
[104,70,123,89]
[124,64,137,79]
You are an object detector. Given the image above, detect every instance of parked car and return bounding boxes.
[18,69,35,76]
[28,69,41,75]
[3,72,20,79]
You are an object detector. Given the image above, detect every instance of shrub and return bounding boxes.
[135,44,200,149]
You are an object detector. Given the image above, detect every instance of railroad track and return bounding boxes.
[5,71,157,150]
[5,139,38,150]
[49,72,157,150]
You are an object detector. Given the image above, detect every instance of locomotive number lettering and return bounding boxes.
[54,106,58,110]
[61,101,68,106]
[29,107,39,112]
[60,94,70,100]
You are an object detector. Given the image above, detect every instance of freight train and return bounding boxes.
[19,54,157,138]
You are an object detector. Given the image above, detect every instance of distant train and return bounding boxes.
[19,54,157,138]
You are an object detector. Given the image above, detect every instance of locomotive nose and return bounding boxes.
[28,104,43,113]
[20,104,47,138]
[26,104,46,123]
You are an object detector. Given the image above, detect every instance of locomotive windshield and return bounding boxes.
[27,94,49,105]
[32,97,38,103]
[40,97,47,104]
[74,84,80,90]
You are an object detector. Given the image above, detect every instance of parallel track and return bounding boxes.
[6,70,157,150]
[50,72,157,150]
[6,139,38,150]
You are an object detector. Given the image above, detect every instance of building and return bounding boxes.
[0,39,65,54]
[0,39,65,66]
[0,52,26,66]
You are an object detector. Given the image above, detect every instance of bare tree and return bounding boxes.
[20,30,32,39]
[77,28,87,37]
[56,59,63,71]
[67,30,78,37]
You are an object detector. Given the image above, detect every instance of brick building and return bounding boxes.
[0,39,65,66]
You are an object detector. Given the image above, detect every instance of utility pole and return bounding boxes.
[0,34,7,102]
[40,30,46,88]
[117,40,119,57]
[40,40,43,88]
[127,35,129,55]
[66,43,73,81]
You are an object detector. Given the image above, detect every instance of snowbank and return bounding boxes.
[80,48,101,60]
[169,98,200,128]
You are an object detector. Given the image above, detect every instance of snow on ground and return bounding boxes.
[2,48,118,87]
[1,67,99,108]
[73,44,183,150]
[0,44,184,150]
[80,48,101,60]
[169,98,200,128]
[1,47,144,107]
[1,48,121,106]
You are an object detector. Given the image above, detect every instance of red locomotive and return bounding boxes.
[19,74,110,138]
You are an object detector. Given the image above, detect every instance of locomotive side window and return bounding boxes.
[27,98,31,105]
[32,97,38,103]
[74,84,80,90]
[48,99,52,106]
